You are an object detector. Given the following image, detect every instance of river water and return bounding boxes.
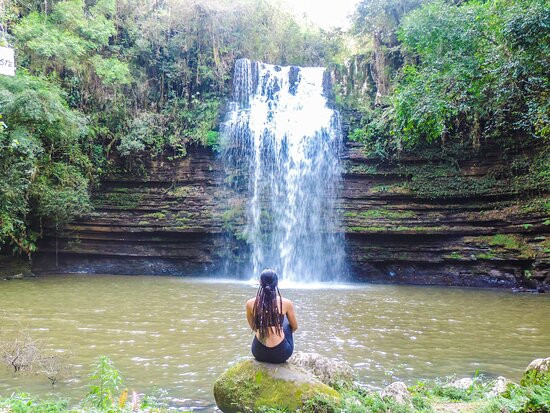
[0,275,548,410]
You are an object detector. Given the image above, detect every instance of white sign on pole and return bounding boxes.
[0,46,15,76]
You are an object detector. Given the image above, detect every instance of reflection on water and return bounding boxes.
[0,275,549,411]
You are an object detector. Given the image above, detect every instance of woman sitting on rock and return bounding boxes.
[246,268,298,363]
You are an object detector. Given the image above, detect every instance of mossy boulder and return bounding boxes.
[213,359,341,413]
[521,357,550,386]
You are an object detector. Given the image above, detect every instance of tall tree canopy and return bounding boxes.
[348,0,549,157]
[0,0,345,255]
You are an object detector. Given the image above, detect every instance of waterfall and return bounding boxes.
[222,58,346,283]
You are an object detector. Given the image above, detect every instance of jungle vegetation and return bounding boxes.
[0,0,548,256]
[0,0,343,255]
[347,0,549,155]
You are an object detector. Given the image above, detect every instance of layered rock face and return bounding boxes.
[33,146,240,275]
[33,144,549,288]
[341,143,549,288]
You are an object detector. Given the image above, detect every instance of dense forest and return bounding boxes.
[0,0,548,258]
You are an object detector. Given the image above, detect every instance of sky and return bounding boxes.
[278,0,361,30]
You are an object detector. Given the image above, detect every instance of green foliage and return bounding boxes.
[404,163,508,199]
[410,377,488,403]
[482,234,535,258]
[0,72,91,256]
[13,0,119,75]
[0,355,173,412]
[352,0,423,45]
[396,0,548,144]
[0,369,548,413]
[520,367,550,388]
[480,382,550,413]
[91,56,131,86]
[92,191,142,210]
[84,356,124,410]
[344,208,415,219]
[31,163,92,225]
[488,234,523,250]
[348,0,549,158]
[0,393,72,413]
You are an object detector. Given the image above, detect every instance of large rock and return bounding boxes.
[487,376,513,397]
[213,359,341,413]
[448,377,474,390]
[521,357,550,386]
[380,381,412,406]
[288,352,355,389]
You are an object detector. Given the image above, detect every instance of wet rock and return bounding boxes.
[288,351,355,389]
[488,376,512,397]
[213,359,340,413]
[33,142,550,289]
[525,357,550,373]
[0,256,34,280]
[380,381,412,406]
[522,357,550,386]
[448,378,474,390]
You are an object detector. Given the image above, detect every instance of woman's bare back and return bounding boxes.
[246,296,298,347]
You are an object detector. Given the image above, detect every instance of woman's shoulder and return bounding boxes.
[246,297,256,308]
[281,297,294,309]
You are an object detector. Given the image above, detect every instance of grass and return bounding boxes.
[92,192,143,210]
[0,393,73,413]
[346,225,441,233]
[476,252,496,260]
[344,208,416,219]
[143,211,167,220]
[447,252,464,259]
[482,234,536,259]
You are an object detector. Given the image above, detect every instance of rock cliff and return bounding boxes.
[341,142,549,288]
[33,143,549,288]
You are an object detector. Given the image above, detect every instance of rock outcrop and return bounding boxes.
[521,356,550,386]
[380,381,412,407]
[33,146,239,275]
[488,376,512,397]
[288,352,355,389]
[213,359,340,413]
[342,142,549,288]
[32,143,549,289]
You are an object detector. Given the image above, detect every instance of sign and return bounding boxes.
[0,46,15,76]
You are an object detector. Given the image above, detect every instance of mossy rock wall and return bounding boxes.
[32,146,247,275]
[342,142,549,289]
[32,143,549,289]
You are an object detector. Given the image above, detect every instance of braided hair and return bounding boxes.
[253,268,283,341]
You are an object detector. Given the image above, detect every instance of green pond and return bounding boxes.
[0,275,549,411]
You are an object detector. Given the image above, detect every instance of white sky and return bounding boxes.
[278,0,361,30]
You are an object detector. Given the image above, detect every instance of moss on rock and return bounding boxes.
[213,359,341,413]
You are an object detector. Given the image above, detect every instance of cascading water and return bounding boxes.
[222,58,346,283]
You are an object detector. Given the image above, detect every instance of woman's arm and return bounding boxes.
[286,300,298,332]
[246,299,255,330]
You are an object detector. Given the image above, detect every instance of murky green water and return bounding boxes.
[0,275,549,411]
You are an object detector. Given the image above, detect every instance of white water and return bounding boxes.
[222,58,346,282]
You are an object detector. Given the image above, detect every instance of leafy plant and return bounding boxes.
[85,356,125,410]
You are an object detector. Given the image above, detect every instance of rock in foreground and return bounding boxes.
[521,356,550,386]
[213,359,340,413]
[380,381,412,407]
[288,352,355,389]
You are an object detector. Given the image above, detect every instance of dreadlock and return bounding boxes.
[253,269,283,341]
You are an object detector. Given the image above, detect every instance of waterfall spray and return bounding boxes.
[222,58,345,283]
